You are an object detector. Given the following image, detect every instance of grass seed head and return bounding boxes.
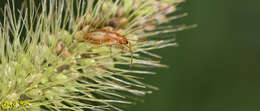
[0,0,190,110]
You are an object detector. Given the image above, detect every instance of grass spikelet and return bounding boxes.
[0,0,192,110]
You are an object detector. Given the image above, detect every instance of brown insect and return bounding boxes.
[83,29,140,64]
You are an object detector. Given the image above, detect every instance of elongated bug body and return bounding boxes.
[84,29,128,45]
[84,29,134,64]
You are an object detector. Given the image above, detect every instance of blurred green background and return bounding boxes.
[129,0,260,111]
[1,0,260,111]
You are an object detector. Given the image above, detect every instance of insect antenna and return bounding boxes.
[127,38,147,42]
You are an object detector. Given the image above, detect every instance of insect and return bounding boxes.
[83,29,138,64]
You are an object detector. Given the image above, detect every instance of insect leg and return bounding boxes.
[110,45,112,56]
[128,42,133,65]
[119,43,134,65]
